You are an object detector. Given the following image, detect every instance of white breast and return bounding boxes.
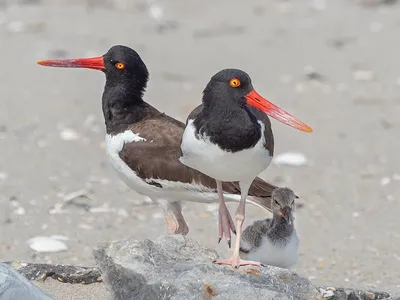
[180,119,272,182]
[246,232,299,269]
[105,130,158,196]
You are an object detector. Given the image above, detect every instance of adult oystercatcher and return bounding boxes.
[180,68,312,267]
[37,45,279,239]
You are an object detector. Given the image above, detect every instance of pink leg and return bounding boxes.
[156,199,189,236]
[216,180,236,248]
[214,181,261,268]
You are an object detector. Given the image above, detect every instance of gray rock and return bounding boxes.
[0,263,52,300]
[93,235,321,300]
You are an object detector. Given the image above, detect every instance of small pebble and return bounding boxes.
[60,128,80,141]
[14,206,26,216]
[352,212,360,218]
[353,70,375,81]
[0,171,8,182]
[142,197,154,205]
[27,236,68,253]
[386,195,394,201]
[274,152,308,166]
[320,288,334,298]
[89,203,113,213]
[392,173,400,180]
[149,4,163,20]
[380,177,391,186]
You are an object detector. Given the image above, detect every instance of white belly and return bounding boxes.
[247,233,299,269]
[180,119,272,182]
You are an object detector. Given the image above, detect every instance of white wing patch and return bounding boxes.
[106,130,146,155]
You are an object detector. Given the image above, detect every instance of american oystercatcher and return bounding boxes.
[239,187,299,269]
[180,68,312,267]
[37,46,279,238]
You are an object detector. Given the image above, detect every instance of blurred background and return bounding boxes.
[0,0,399,296]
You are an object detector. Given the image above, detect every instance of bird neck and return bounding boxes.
[102,80,149,135]
[267,215,294,242]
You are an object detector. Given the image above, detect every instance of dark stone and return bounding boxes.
[4,262,102,284]
[0,263,52,300]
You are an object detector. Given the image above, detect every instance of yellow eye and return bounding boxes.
[115,62,125,70]
[229,78,241,88]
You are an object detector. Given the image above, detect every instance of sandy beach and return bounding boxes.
[0,0,399,298]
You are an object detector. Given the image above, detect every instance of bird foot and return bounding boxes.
[166,216,189,236]
[213,256,261,269]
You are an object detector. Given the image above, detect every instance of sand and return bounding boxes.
[0,0,399,298]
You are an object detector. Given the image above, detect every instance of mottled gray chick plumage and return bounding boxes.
[239,187,299,269]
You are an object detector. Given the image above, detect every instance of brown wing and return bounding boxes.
[118,113,277,209]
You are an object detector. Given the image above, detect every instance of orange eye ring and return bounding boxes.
[115,62,125,70]
[229,78,241,88]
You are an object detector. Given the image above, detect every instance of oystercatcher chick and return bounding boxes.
[37,46,279,239]
[239,187,299,269]
[180,69,312,267]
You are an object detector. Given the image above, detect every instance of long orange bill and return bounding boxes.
[37,56,105,70]
[245,89,313,133]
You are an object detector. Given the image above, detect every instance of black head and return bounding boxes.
[37,45,152,134]
[102,45,149,95]
[203,69,254,108]
[37,45,149,98]
[200,68,313,133]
